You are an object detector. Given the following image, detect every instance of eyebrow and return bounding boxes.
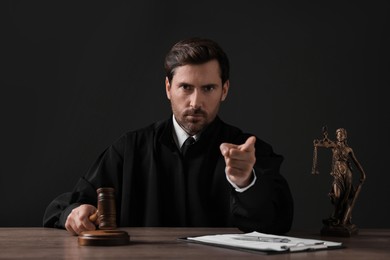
[176,81,220,88]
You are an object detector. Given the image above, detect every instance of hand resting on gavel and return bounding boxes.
[65,187,117,236]
[65,204,98,235]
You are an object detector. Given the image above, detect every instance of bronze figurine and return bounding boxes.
[312,126,366,236]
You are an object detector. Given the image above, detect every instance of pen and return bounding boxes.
[281,242,326,251]
[233,236,291,243]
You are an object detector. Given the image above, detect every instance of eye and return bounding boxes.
[180,84,192,91]
[203,85,216,92]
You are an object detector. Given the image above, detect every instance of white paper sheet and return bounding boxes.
[187,231,342,252]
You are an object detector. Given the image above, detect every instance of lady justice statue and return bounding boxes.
[312,126,366,236]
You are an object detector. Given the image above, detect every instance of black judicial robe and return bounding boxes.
[43,117,294,234]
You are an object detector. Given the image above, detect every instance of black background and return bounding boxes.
[1,1,389,230]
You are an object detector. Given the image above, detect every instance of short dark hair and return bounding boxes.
[164,38,230,84]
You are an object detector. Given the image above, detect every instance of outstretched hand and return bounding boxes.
[220,136,256,188]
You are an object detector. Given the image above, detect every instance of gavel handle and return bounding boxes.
[89,210,99,223]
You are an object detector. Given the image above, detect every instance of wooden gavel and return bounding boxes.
[78,187,129,246]
[88,187,117,230]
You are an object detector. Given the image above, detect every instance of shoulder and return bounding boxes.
[121,118,169,138]
[110,118,171,152]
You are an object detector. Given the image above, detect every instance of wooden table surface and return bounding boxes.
[0,227,389,259]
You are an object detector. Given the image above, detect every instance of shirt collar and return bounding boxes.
[172,115,199,148]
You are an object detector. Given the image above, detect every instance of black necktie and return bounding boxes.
[181,136,195,156]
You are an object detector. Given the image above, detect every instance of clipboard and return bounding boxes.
[178,231,344,255]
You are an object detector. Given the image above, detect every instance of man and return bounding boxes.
[43,38,293,235]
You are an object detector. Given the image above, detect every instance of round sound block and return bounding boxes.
[78,230,130,246]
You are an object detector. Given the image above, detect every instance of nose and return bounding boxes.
[189,89,202,109]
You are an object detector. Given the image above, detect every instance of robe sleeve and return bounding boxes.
[230,137,294,235]
[42,137,125,228]
[42,178,95,228]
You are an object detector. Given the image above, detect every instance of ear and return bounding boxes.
[165,77,171,100]
[221,80,229,101]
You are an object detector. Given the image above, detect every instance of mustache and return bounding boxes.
[184,108,207,116]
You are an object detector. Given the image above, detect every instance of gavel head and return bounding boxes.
[96,187,117,230]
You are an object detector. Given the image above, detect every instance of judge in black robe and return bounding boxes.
[43,116,293,234]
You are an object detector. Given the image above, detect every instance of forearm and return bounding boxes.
[43,177,97,228]
[230,172,293,234]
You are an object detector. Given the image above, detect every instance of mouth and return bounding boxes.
[185,115,204,123]
[184,108,206,117]
[185,112,206,120]
[186,113,203,118]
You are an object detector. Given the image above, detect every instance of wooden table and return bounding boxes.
[0,228,389,259]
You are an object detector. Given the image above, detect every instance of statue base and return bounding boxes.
[321,223,358,237]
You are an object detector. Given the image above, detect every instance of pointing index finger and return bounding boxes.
[240,136,256,152]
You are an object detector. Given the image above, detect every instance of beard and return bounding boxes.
[176,107,209,135]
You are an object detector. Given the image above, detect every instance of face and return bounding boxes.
[165,60,229,135]
[336,129,347,142]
